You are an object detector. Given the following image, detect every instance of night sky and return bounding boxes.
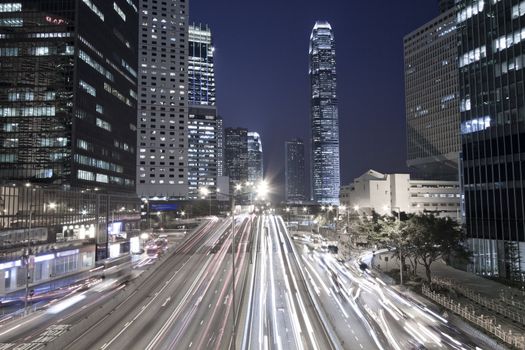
[190,0,439,198]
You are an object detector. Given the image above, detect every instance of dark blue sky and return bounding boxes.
[191,0,439,194]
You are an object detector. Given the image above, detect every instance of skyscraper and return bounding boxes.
[187,108,218,199]
[217,116,224,177]
[0,0,138,193]
[458,0,525,283]
[224,128,248,191]
[247,132,263,184]
[404,7,460,181]
[188,23,215,106]
[285,139,307,202]
[187,23,219,199]
[136,0,188,199]
[309,21,340,205]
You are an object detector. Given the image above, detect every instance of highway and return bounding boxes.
[59,215,253,350]
[0,214,495,350]
[0,217,254,350]
[241,215,333,350]
[295,233,491,350]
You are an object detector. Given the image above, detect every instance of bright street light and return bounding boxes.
[199,187,210,198]
[48,202,57,210]
[255,180,269,199]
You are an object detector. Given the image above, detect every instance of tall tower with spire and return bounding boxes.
[309,21,340,205]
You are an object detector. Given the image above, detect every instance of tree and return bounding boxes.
[408,214,469,283]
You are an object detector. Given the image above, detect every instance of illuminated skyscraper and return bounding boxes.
[0,0,138,193]
[187,24,219,199]
[309,21,340,205]
[247,132,263,183]
[457,0,525,283]
[188,23,215,106]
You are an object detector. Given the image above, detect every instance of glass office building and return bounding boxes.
[247,132,263,184]
[188,23,215,107]
[309,21,340,205]
[224,127,248,192]
[186,24,220,199]
[0,0,138,193]
[458,0,525,283]
[404,7,460,181]
[285,138,307,202]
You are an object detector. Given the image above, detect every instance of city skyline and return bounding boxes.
[0,1,524,348]
[190,0,440,193]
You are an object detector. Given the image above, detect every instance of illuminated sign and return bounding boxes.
[150,203,178,211]
[45,16,66,25]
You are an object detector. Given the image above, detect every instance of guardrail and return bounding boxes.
[432,276,525,326]
[422,285,525,350]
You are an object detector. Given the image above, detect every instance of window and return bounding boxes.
[79,80,96,97]
[114,2,126,21]
[0,154,16,163]
[82,0,104,21]
[78,169,95,181]
[96,118,112,131]
[0,47,18,56]
[0,3,21,12]
[0,18,22,27]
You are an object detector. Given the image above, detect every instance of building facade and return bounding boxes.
[404,7,460,181]
[458,0,525,283]
[0,0,138,193]
[285,138,307,202]
[0,184,140,296]
[136,0,188,199]
[188,23,215,107]
[247,132,263,184]
[217,116,224,177]
[224,127,248,191]
[186,24,219,199]
[309,21,340,205]
[340,169,460,220]
[187,107,218,199]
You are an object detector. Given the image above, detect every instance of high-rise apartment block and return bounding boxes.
[247,132,263,184]
[0,0,138,193]
[285,139,307,202]
[458,0,525,282]
[136,0,188,199]
[309,21,340,205]
[404,7,460,181]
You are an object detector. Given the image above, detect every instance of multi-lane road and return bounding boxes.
[241,215,333,350]
[0,214,498,350]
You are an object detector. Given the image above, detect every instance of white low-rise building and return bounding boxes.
[340,169,460,220]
